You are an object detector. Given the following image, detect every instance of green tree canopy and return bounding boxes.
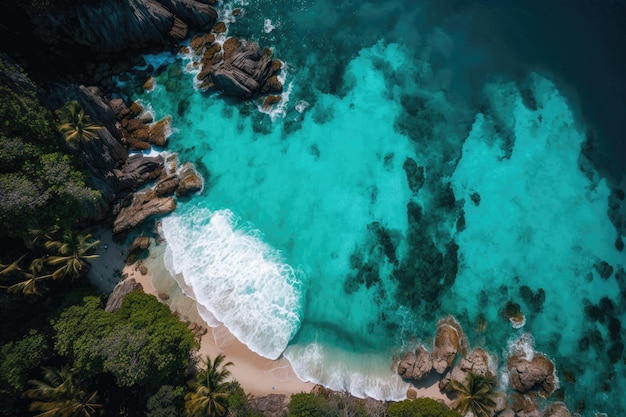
[387,398,461,417]
[52,292,198,388]
[0,329,49,397]
[288,393,330,417]
[0,76,100,239]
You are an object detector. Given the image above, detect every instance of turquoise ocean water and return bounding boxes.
[121,0,625,414]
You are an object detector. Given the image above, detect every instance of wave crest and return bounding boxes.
[161,207,305,359]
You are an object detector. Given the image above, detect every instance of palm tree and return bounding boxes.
[449,372,498,417]
[185,354,234,417]
[6,258,52,296]
[56,101,101,148]
[44,230,99,280]
[26,366,101,417]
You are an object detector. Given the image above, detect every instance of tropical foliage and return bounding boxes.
[44,230,100,280]
[185,354,234,417]
[0,229,99,296]
[448,373,498,417]
[288,393,331,417]
[25,366,101,417]
[0,329,49,397]
[0,61,99,239]
[56,100,101,148]
[53,293,198,387]
[387,398,461,417]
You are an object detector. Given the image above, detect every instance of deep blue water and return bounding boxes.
[122,1,626,414]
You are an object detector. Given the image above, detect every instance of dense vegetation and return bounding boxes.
[0,58,99,240]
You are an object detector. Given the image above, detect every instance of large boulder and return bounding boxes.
[398,345,433,380]
[431,315,467,374]
[440,347,492,391]
[248,394,287,417]
[175,163,203,196]
[508,353,557,398]
[27,0,217,56]
[105,278,143,312]
[195,36,283,98]
[542,403,572,417]
[113,189,176,233]
[114,154,164,191]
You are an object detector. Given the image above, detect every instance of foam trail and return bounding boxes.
[284,343,409,401]
[161,207,305,359]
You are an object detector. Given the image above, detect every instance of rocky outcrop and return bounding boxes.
[125,236,151,264]
[542,403,572,417]
[510,393,540,417]
[431,315,467,374]
[192,32,283,98]
[508,353,557,398]
[249,394,288,417]
[113,189,176,233]
[175,162,203,196]
[440,347,492,391]
[398,345,433,380]
[27,0,217,57]
[113,155,165,191]
[105,278,143,312]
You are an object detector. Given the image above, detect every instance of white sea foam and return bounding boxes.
[295,100,309,113]
[264,19,276,33]
[161,208,305,359]
[284,343,410,401]
[507,332,535,361]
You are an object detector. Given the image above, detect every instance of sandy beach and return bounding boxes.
[90,233,450,402]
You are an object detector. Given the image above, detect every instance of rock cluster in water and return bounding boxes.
[186,27,284,98]
[397,316,571,417]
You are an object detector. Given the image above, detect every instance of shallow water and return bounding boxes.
[125,0,626,414]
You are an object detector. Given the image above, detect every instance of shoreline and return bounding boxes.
[112,239,451,403]
[123,243,316,398]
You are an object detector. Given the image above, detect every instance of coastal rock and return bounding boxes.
[197,37,283,98]
[125,235,151,264]
[189,33,216,51]
[105,278,143,312]
[27,0,217,57]
[155,174,181,196]
[508,353,557,398]
[249,394,287,417]
[114,155,165,191]
[440,347,492,391]
[542,402,572,417]
[511,393,540,417]
[175,163,203,196]
[113,189,176,233]
[211,21,227,33]
[398,345,433,380]
[149,117,171,147]
[262,95,282,110]
[431,315,467,374]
